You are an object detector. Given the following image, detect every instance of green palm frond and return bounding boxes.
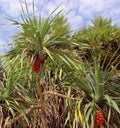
[4,2,74,68]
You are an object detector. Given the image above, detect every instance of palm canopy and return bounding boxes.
[72,16,120,69]
[73,16,120,48]
[4,2,74,68]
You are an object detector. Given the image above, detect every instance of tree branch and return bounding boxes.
[44,91,76,101]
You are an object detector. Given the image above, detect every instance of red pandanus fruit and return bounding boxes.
[30,55,41,72]
[94,110,105,127]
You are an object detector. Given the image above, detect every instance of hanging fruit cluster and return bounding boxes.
[30,55,41,72]
[94,110,105,127]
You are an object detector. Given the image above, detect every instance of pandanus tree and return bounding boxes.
[3,2,77,128]
[70,17,120,127]
[72,16,120,70]
[4,1,73,90]
[64,55,120,127]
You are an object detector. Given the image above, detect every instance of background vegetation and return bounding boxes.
[0,1,120,128]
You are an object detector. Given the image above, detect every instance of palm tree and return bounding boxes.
[3,2,77,128]
[64,54,120,127]
[72,16,120,70]
[70,18,120,127]
[4,1,75,86]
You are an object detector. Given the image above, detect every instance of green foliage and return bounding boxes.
[72,16,120,70]
[4,3,72,65]
[65,54,120,127]
[0,1,120,128]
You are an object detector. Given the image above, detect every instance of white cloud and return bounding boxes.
[0,40,6,45]
[0,0,21,17]
[69,15,83,30]
[38,0,120,29]
[0,0,119,26]
[78,0,120,18]
[0,0,38,17]
[66,9,83,30]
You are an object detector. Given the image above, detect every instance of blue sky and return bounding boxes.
[0,0,120,54]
